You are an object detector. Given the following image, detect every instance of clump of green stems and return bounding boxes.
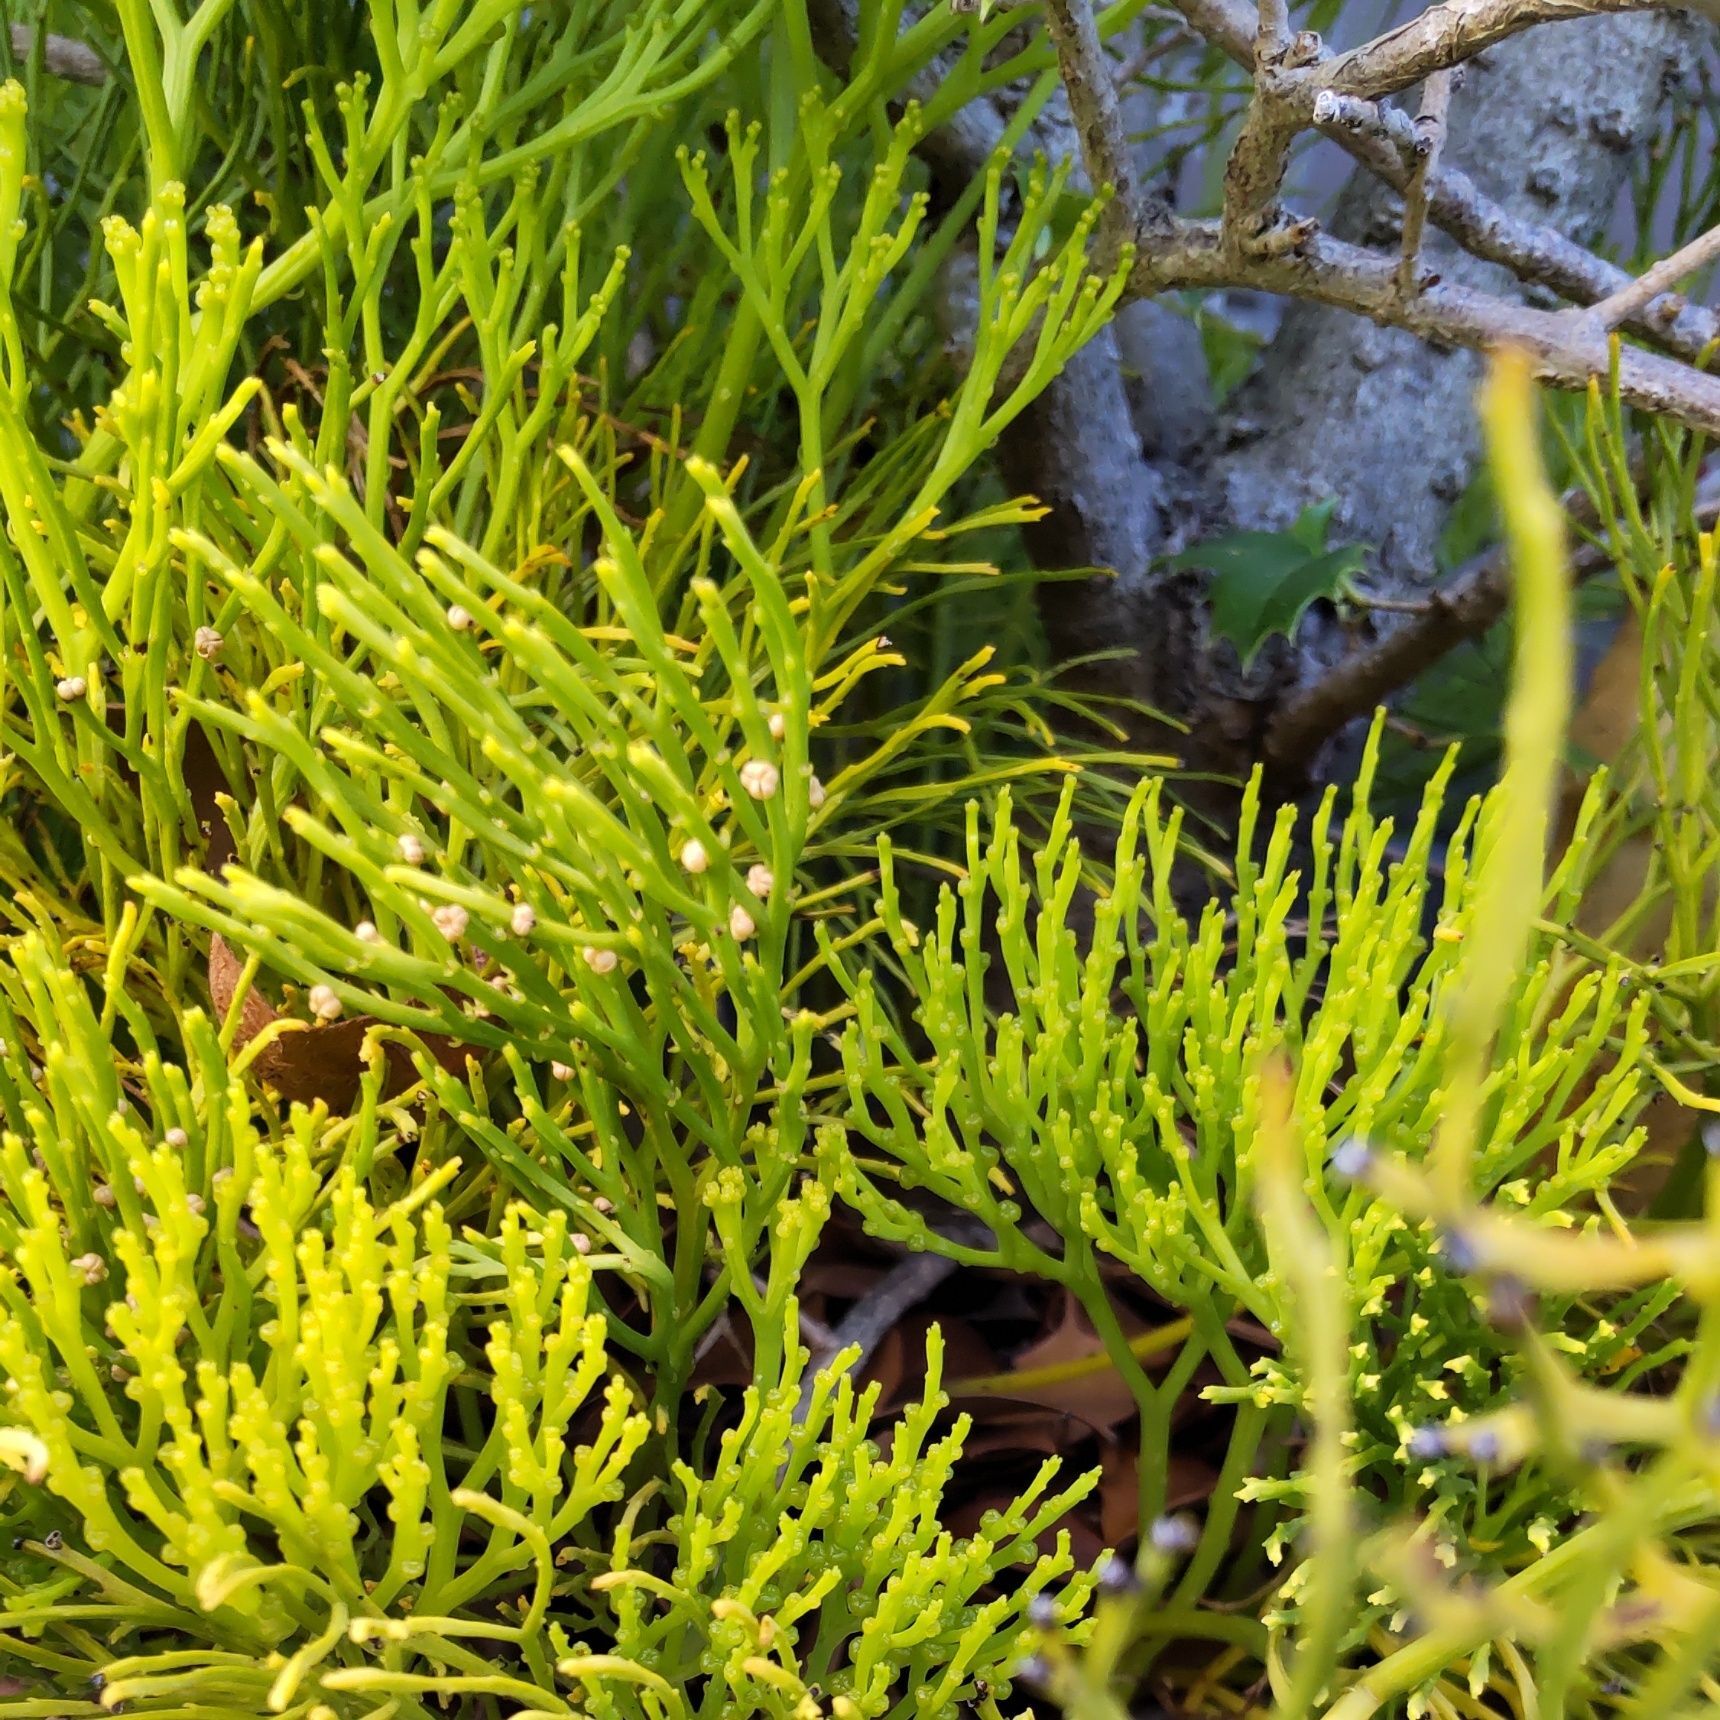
[1,1,1718,1717]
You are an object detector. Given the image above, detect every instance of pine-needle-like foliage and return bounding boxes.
[1,4,1718,1719]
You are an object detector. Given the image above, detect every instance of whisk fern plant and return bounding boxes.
[2,2,1718,1717]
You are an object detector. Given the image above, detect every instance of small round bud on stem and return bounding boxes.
[432,904,469,941]
[551,1061,575,1081]
[739,759,780,800]
[447,604,473,631]
[729,904,756,941]
[355,920,381,945]
[397,833,426,864]
[163,1127,189,1150]
[680,838,710,875]
[71,1252,107,1286]
[746,863,773,899]
[308,984,343,1021]
[193,625,224,660]
[510,902,536,937]
[55,675,86,702]
[807,775,826,809]
[582,945,618,975]
[767,710,787,740]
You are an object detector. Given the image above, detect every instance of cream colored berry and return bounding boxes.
[355,920,381,944]
[71,1252,107,1286]
[729,904,757,941]
[768,711,787,740]
[163,1127,188,1150]
[55,675,85,702]
[680,838,710,875]
[510,901,536,937]
[308,984,343,1021]
[397,833,426,864]
[746,863,773,899]
[807,775,826,809]
[447,603,473,631]
[432,903,469,940]
[582,945,618,974]
[193,625,224,659]
[739,759,780,801]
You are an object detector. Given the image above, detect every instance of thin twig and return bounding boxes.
[1396,70,1452,298]
[1286,0,1664,107]
[1043,0,1163,258]
[1128,220,1720,441]
[1159,0,1720,364]
[1577,222,1720,337]
[788,1227,994,1431]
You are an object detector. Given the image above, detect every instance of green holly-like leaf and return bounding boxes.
[1165,502,1368,668]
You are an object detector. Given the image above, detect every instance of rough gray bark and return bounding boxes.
[1040,10,1699,785]
[1218,18,1690,584]
[809,0,1715,790]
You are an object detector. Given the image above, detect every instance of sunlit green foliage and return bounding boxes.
[1,2,1718,1718]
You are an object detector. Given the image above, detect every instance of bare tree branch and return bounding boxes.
[1395,70,1451,296]
[1029,0,1720,444]
[1128,220,1720,439]
[7,26,106,85]
[1299,0,1666,103]
[1042,0,1169,258]
[1576,223,1720,338]
[1161,0,1720,363]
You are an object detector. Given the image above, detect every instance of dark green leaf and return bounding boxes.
[1165,516,1367,668]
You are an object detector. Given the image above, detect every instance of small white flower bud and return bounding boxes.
[510,901,536,937]
[746,863,773,899]
[447,603,473,631]
[397,832,426,864]
[581,945,618,974]
[93,1183,115,1208]
[571,1232,592,1255]
[551,1061,575,1081]
[185,1192,206,1216]
[355,920,381,944]
[807,775,826,809]
[593,1195,615,1215]
[163,1127,188,1150]
[308,984,343,1021]
[729,904,756,941]
[432,903,469,940]
[211,1167,233,1189]
[55,675,86,702]
[193,626,223,660]
[680,838,709,875]
[71,1252,107,1286]
[767,711,787,740]
[739,759,780,801]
